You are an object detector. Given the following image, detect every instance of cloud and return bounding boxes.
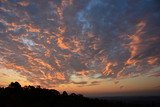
[72,81,87,85]
[124,21,146,66]
[154,85,160,89]
[120,86,124,89]
[114,81,119,84]
[0,0,160,88]
[89,81,101,86]
[18,1,30,7]
[149,73,160,77]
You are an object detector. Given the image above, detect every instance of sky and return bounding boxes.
[0,0,160,97]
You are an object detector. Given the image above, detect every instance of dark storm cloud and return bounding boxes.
[0,0,160,87]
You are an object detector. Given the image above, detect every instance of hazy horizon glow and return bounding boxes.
[0,0,160,96]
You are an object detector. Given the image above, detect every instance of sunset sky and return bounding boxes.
[0,0,160,97]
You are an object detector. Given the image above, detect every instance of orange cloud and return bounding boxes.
[3,21,40,33]
[18,1,29,7]
[0,62,29,73]
[55,72,65,80]
[61,0,73,7]
[24,54,55,71]
[71,37,82,51]
[26,24,40,33]
[147,57,159,65]
[103,62,117,75]
[76,71,89,76]
[57,37,69,49]
[52,1,73,50]
[125,21,146,65]
[54,58,61,67]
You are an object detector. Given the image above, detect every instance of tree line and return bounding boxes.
[0,82,159,107]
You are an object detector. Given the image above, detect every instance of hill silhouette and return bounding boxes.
[0,82,159,107]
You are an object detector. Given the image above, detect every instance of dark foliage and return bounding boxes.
[0,82,159,107]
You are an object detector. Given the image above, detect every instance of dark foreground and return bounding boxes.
[0,82,159,107]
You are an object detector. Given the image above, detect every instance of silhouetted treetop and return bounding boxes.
[70,93,77,97]
[62,91,68,96]
[8,81,21,89]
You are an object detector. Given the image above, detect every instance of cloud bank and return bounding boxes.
[0,0,160,87]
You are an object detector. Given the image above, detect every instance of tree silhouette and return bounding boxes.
[0,82,159,107]
[62,91,68,96]
[70,93,77,97]
[8,82,21,89]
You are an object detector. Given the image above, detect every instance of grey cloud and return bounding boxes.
[72,81,88,85]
